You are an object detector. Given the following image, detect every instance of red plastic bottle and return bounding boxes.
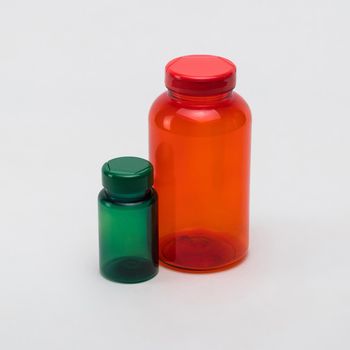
[149,55,251,272]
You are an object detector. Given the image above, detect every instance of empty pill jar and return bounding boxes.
[98,157,158,283]
[149,55,252,272]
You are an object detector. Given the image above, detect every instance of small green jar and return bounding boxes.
[98,157,158,283]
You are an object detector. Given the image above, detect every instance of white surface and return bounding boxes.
[1,0,349,349]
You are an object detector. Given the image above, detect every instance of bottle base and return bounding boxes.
[100,257,158,283]
[159,229,247,273]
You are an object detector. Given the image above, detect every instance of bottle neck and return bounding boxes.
[167,89,233,106]
[104,188,152,203]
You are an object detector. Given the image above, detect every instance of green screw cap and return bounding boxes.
[102,157,154,200]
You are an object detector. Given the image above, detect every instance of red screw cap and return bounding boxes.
[165,55,236,96]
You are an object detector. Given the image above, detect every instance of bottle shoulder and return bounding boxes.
[98,189,157,209]
[149,92,251,135]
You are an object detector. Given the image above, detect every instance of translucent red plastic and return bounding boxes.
[149,56,251,272]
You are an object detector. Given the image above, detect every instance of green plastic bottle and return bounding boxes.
[98,157,158,283]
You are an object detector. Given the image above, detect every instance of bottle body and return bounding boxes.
[98,189,158,283]
[149,91,251,272]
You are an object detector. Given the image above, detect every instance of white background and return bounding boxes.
[1,0,349,349]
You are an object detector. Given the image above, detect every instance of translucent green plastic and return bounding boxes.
[98,189,158,283]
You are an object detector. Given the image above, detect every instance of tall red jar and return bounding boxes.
[149,55,251,272]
